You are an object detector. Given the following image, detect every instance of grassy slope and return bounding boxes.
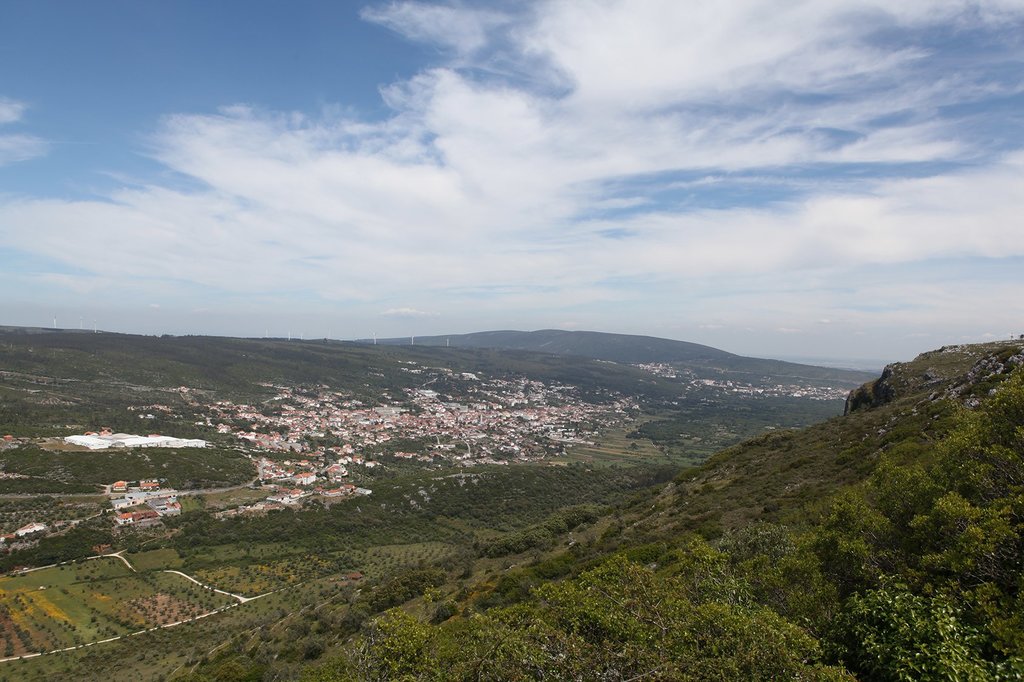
[71,341,1014,681]
[621,341,1023,542]
[373,328,875,384]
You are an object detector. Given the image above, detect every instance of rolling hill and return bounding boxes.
[369,329,876,384]
[4,332,1023,680]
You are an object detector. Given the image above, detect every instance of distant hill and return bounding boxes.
[369,329,875,385]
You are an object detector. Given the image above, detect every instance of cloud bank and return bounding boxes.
[2,1,1023,357]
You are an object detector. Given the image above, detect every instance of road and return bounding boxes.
[0,477,261,500]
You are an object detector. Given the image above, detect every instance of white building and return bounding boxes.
[15,522,47,537]
[64,433,208,450]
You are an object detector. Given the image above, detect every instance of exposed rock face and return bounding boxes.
[941,349,1024,406]
[844,343,1024,415]
[844,366,897,415]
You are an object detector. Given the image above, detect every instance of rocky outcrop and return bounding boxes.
[845,343,1024,415]
[844,365,897,415]
[940,347,1024,407]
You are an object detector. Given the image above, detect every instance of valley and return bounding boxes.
[1,328,1020,681]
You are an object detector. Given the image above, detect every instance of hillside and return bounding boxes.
[262,339,1022,682]
[5,334,1019,681]
[370,329,875,384]
[0,328,855,466]
[272,339,1020,681]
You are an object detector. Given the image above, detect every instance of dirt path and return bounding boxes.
[0,563,280,664]
[161,569,259,603]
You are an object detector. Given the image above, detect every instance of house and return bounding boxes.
[15,522,47,537]
[140,480,161,491]
[320,487,347,497]
[115,512,135,526]
[130,509,161,526]
[326,463,348,480]
[267,488,306,504]
[146,496,181,516]
[293,471,316,486]
[111,481,128,492]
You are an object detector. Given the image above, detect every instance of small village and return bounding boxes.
[633,363,853,400]
[0,359,854,549]
[1,358,850,545]
[203,360,638,467]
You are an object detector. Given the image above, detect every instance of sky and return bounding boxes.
[2,0,1023,364]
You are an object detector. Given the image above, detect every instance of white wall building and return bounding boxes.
[64,433,207,449]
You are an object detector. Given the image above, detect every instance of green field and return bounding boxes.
[558,424,689,466]
[0,558,236,659]
[123,549,183,572]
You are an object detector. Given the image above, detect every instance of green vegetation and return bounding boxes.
[0,444,254,493]
[0,557,236,658]
[3,331,1021,681]
[631,395,842,460]
[286,349,1024,682]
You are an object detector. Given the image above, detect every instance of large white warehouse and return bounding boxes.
[64,433,208,450]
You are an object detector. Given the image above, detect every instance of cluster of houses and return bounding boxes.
[111,479,163,494]
[108,480,181,527]
[634,363,851,401]
[256,456,355,485]
[114,494,181,527]
[201,368,636,467]
[247,454,371,509]
[266,483,370,505]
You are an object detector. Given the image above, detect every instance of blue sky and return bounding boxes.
[2,0,1023,363]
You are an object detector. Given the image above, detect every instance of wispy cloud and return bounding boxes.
[0,97,46,165]
[0,98,27,125]
[361,2,509,57]
[1,2,1023,357]
[381,307,438,318]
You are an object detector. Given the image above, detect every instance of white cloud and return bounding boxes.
[381,307,438,317]
[0,98,26,125]
[0,134,46,165]
[0,97,47,165]
[361,2,509,57]
[1,1,1023,358]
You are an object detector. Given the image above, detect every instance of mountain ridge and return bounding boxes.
[366,328,875,384]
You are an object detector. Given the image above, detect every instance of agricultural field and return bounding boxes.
[123,549,183,572]
[193,553,338,596]
[353,541,456,579]
[558,425,684,466]
[0,557,236,659]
